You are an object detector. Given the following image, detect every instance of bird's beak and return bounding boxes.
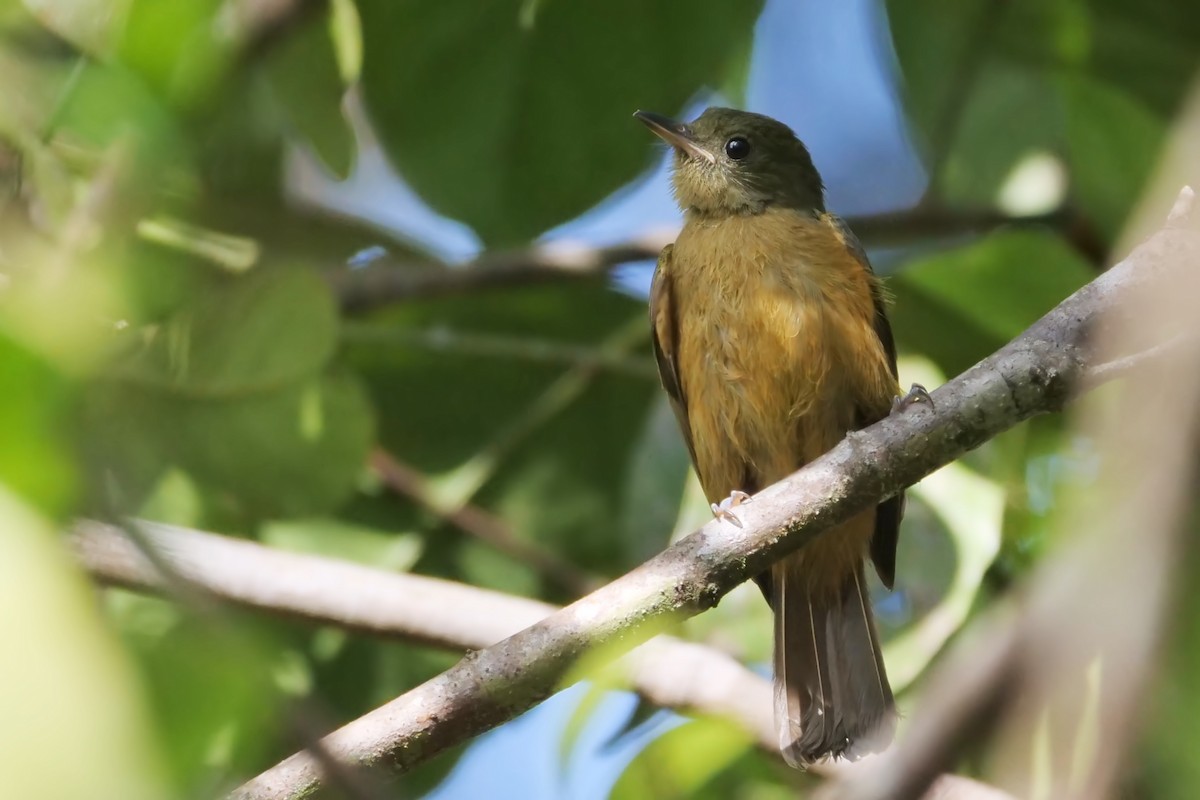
[634,110,716,165]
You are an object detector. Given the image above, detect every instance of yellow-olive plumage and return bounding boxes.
[637,107,902,766]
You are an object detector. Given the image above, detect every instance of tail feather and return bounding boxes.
[774,555,895,768]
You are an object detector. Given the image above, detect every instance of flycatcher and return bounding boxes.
[636,107,926,766]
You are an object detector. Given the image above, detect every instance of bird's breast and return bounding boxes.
[670,210,882,497]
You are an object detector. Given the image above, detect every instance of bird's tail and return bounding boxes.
[773,551,896,768]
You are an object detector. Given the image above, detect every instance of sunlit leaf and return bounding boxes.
[261,517,423,571]
[0,333,75,514]
[0,492,168,800]
[611,716,786,800]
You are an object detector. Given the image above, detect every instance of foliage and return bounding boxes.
[0,0,1197,797]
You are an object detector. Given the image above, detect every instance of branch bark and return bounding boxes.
[224,196,1197,798]
[328,207,1072,313]
[75,518,1010,800]
[72,517,772,738]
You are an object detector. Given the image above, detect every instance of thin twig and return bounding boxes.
[328,208,1069,313]
[229,194,1199,799]
[340,323,659,379]
[368,448,600,596]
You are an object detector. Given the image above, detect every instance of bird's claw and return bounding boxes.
[711,490,752,528]
[891,382,933,414]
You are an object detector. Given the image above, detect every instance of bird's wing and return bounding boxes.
[649,244,699,469]
[822,212,902,589]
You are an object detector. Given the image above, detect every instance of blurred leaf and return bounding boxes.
[137,468,204,527]
[22,0,133,56]
[155,370,374,518]
[1132,527,1200,799]
[116,0,233,108]
[939,64,1061,209]
[328,0,362,82]
[116,267,337,397]
[262,517,423,571]
[611,716,789,800]
[346,282,657,585]
[888,0,1200,237]
[1061,74,1162,235]
[619,395,691,564]
[0,332,75,514]
[264,9,354,179]
[358,0,764,244]
[456,537,540,597]
[84,369,374,518]
[51,57,188,176]
[886,454,1005,690]
[0,493,168,800]
[889,230,1093,377]
[107,591,285,787]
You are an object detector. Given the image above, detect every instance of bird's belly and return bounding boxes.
[679,286,849,502]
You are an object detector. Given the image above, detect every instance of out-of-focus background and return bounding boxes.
[2,0,1199,798]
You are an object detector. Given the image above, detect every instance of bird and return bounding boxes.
[634,106,928,767]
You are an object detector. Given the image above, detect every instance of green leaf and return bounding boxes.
[106,591,286,787]
[1061,74,1162,236]
[157,371,375,518]
[889,230,1093,377]
[346,281,658,587]
[85,370,374,518]
[619,396,691,564]
[22,0,134,56]
[887,0,1200,237]
[261,517,423,571]
[0,497,169,800]
[885,452,1005,689]
[358,0,764,244]
[116,267,338,397]
[0,333,75,515]
[611,717,787,800]
[116,0,233,108]
[264,10,355,179]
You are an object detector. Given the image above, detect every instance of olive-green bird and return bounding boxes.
[636,107,926,766]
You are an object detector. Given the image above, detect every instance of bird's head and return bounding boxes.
[635,107,825,217]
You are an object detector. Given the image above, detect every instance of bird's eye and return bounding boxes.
[724,136,750,160]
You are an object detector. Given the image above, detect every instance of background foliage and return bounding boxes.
[1,0,1198,798]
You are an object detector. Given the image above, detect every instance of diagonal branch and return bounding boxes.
[228,199,1198,798]
[74,518,1010,800]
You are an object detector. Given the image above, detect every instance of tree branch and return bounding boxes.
[73,518,1009,800]
[328,208,1070,313]
[72,518,773,741]
[228,194,1198,798]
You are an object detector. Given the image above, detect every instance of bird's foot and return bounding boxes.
[711,490,752,528]
[891,383,933,414]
